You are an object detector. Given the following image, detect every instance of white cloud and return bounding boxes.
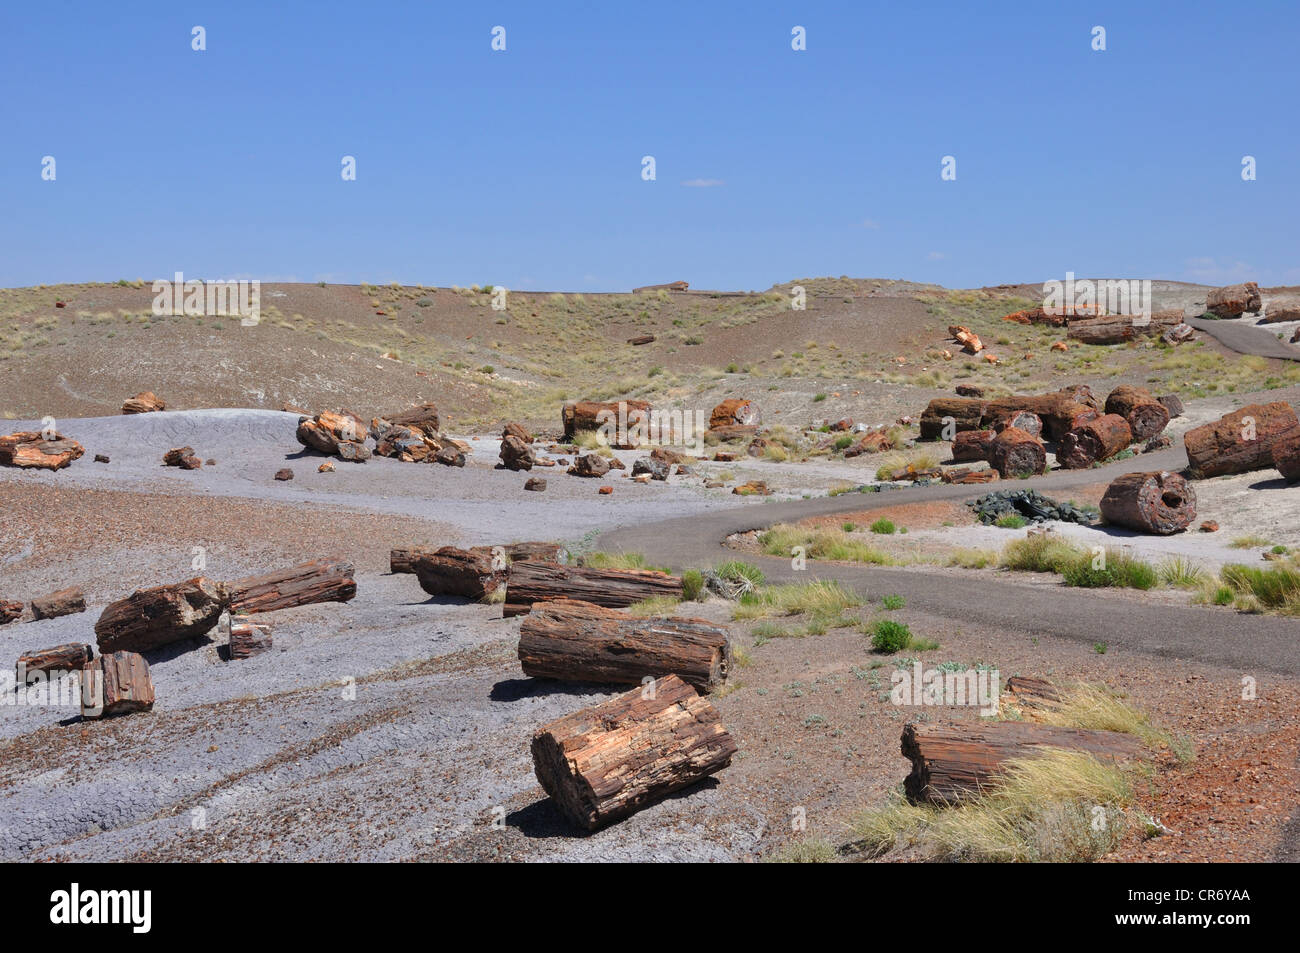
[681,178,725,188]
[858,219,881,229]
[927,251,946,260]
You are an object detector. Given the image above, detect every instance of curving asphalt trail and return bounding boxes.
[597,445,1300,676]
[1188,316,1300,361]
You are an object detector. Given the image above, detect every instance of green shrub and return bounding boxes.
[682,569,705,601]
[834,435,853,450]
[880,594,905,610]
[870,518,896,535]
[994,513,1028,529]
[813,393,827,402]
[870,618,913,653]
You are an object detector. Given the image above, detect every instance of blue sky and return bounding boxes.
[1,1,1296,291]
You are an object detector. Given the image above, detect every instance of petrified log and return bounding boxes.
[121,392,166,414]
[706,423,759,442]
[562,400,652,447]
[986,427,1046,478]
[296,410,370,461]
[999,676,1064,719]
[1104,385,1170,440]
[901,721,1144,804]
[1157,394,1184,417]
[30,587,86,620]
[502,422,533,443]
[1,600,23,625]
[993,410,1042,438]
[1057,414,1133,469]
[1260,300,1300,324]
[568,453,610,477]
[951,430,995,462]
[391,541,568,574]
[95,577,227,653]
[919,398,988,439]
[500,434,535,471]
[627,334,656,346]
[518,599,731,692]
[948,325,983,353]
[503,561,683,617]
[1059,384,1100,411]
[382,402,440,438]
[530,674,737,830]
[83,651,155,718]
[1162,322,1195,345]
[228,619,273,660]
[163,446,201,469]
[16,642,92,681]
[1066,309,1182,345]
[709,399,761,429]
[1184,402,1300,478]
[0,432,85,470]
[982,392,1096,440]
[955,384,984,397]
[225,560,356,614]
[1272,434,1300,482]
[1206,281,1262,318]
[411,547,509,600]
[941,467,999,484]
[1100,471,1196,534]
[373,424,439,462]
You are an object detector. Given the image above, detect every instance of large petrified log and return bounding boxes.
[295,410,371,461]
[1104,385,1170,441]
[121,391,166,414]
[562,399,653,447]
[82,651,155,718]
[919,398,988,439]
[530,674,737,830]
[986,427,1046,478]
[16,642,93,681]
[948,325,983,354]
[95,577,228,653]
[1066,309,1182,345]
[503,561,683,617]
[1184,402,1300,478]
[1260,300,1300,324]
[709,399,761,429]
[0,432,85,470]
[951,430,995,462]
[517,599,731,692]
[901,721,1144,805]
[1056,414,1133,469]
[499,434,535,471]
[30,587,87,620]
[1100,471,1196,534]
[1206,281,1262,318]
[225,559,356,614]
[411,547,509,600]
[982,392,1096,440]
[391,541,567,574]
[1271,434,1300,482]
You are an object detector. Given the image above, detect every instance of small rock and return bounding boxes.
[524,477,547,491]
[274,468,294,481]
[632,458,669,481]
[598,485,613,495]
[1199,521,1219,533]
[94,454,110,464]
[318,461,335,473]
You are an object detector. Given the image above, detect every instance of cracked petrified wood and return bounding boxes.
[0,431,85,470]
[83,651,155,718]
[709,398,761,429]
[503,561,683,617]
[1205,281,1262,318]
[986,427,1046,478]
[410,547,508,600]
[392,541,567,574]
[1104,385,1170,441]
[225,559,356,614]
[901,721,1143,805]
[1,600,22,625]
[1184,402,1300,478]
[1057,413,1133,469]
[228,618,273,660]
[518,599,730,692]
[15,642,93,682]
[1100,470,1196,535]
[1066,309,1182,345]
[95,577,228,653]
[531,674,737,830]
[1273,434,1300,482]
[561,399,652,447]
[30,586,87,620]
[121,391,166,414]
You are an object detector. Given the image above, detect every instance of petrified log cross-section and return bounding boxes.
[901,721,1144,805]
[1057,414,1133,469]
[530,674,737,830]
[503,561,683,617]
[1100,471,1196,535]
[517,599,730,692]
